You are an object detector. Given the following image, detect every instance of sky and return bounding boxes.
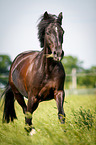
[0,0,96,68]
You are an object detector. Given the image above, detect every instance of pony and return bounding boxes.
[1,11,65,135]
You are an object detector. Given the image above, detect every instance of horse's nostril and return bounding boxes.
[57,52,60,57]
[54,51,56,55]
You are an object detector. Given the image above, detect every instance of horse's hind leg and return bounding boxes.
[13,91,27,114]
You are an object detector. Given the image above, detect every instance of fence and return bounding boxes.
[65,88,96,96]
[65,68,96,95]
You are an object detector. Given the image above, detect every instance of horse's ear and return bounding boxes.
[57,12,63,25]
[44,11,49,20]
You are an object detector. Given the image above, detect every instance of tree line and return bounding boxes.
[0,55,96,89]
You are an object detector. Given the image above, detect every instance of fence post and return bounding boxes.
[72,68,77,89]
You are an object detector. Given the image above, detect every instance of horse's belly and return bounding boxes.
[12,69,28,97]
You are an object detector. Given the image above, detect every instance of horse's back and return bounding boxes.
[11,51,39,72]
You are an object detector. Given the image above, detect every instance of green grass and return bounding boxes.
[0,94,96,145]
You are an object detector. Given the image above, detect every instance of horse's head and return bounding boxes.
[38,11,64,61]
[45,14,64,61]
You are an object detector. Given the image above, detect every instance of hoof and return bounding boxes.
[24,124,32,133]
[58,114,66,124]
[30,128,36,136]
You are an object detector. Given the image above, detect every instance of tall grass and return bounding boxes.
[0,94,96,145]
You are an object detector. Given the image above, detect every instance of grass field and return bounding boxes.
[0,93,96,145]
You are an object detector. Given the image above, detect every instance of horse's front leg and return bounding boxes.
[25,95,38,135]
[54,90,65,124]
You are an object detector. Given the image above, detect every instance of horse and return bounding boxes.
[1,11,66,135]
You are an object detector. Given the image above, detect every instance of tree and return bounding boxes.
[62,55,83,74]
[0,55,12,75]
[0,55,12,86]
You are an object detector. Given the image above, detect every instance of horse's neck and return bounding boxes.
[43,46,50,55]
[43,46,52,74]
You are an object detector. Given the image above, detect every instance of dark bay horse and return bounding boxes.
[1,11,65,135]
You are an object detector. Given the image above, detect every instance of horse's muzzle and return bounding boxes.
[53,50,64,61]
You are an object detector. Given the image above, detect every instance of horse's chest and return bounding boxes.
[26,63,65,97]
[29,72,55,97]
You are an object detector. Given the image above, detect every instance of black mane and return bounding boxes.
[37,14,57,48]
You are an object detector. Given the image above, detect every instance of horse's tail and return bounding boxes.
[0,83,17,123]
